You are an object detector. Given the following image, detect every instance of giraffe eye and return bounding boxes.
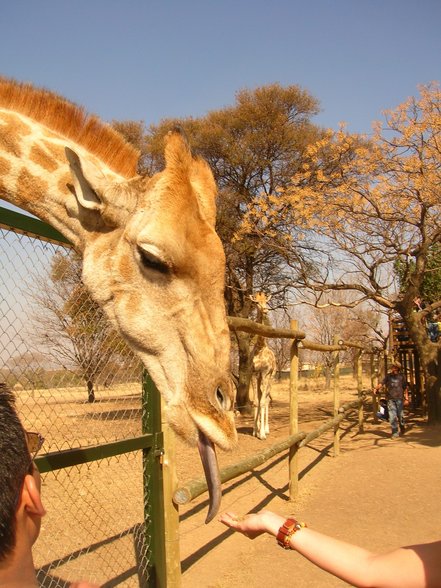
[137,246,170,274]
[215,387,230,411]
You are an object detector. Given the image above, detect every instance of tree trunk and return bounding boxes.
[235,332,254,415]
[425,351,441,423]
[415,342,441,423]
[324,365,332,390]
[87,378,96,403]
[405,310,441,423]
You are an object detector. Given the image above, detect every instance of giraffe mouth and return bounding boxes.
[197,430,222,523]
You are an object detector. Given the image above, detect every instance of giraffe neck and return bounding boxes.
[254,307,270,352]
[0,77,139,250]
[0,110,108,248]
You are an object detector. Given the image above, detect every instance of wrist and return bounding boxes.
[261,512,286,537]
[276,517,307,549]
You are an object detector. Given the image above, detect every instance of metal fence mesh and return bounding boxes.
[1,222,154,586]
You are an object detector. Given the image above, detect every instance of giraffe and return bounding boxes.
[250,292,276,440]
[0,77,236,521]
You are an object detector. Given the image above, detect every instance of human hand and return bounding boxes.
[219,510,285,539]
[69,582,100,588]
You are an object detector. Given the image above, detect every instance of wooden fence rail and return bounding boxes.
[174,318,372,509]
[227,316,306,340]
[173,398,362,507]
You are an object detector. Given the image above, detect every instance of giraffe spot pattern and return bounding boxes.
[29,144,59,173]
[0,177,8,198]
[57,172,72,195]
[42,139,68,161]
[0,111,33,157]
[16,167,49,206]
[0,154,11,176]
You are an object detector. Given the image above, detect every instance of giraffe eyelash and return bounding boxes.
[137,246,171,274]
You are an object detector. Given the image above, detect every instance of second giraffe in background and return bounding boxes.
[250,293,277,440]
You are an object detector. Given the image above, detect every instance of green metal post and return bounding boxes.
[142,372,166,587]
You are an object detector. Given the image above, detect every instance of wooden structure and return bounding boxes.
[389,315,423,408]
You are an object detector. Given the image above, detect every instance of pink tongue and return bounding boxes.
[197,431,222,523]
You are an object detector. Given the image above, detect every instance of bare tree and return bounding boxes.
[303,296,379,389]
[28,251,140,402]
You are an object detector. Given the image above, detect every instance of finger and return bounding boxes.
[220,511,244,524]
[220,511,237,519]
[219,512,234,522]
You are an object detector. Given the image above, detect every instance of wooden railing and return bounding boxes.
[173,396,363,507]
[164,316,376,586]
[173,318,375,503]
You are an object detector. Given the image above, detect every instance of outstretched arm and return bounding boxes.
[220,511,441,588]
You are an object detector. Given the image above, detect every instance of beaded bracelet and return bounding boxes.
[276,517,307,549]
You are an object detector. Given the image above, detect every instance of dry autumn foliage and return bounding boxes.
[243,83,441,422]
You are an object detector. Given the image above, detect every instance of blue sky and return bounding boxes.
[1,0,440,136]
[1,0,438,354]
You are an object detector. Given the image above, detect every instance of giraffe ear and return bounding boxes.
[190,157,217,227]
[65,147,107,211]
[164,130,217,227]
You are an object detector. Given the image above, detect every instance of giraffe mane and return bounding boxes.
[0,76,140,179]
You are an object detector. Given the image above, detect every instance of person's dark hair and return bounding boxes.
[0,383,30,562]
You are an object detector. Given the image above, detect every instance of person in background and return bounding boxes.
[374,362,409,439]
[0,383,99,588]
[220,509,441,587]
[413,297,426,312]
[427,310,440,343]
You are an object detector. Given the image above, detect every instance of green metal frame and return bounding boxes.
[142,373,167,587]
[0,205,71,245]
[35,434,157,473]
[1,205,167,587]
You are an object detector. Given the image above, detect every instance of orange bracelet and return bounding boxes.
[276,517,307,549]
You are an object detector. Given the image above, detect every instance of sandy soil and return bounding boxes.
[176,380,441,587]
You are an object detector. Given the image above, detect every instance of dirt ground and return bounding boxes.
[16,375,441,586]
[175,379,441,588]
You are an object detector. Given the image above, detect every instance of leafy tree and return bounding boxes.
[395,243,441,304]
[111,119,154,176]
[29,251,141,402]
[243,84,441,422]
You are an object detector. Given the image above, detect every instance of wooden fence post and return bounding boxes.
[333,335,341,457]
[289,319,299,501]
[356,350,364,432]
[371,353,379,423]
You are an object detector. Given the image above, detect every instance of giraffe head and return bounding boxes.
[65,130,237,520]
[0,75,237,520]
[250,292,272,317]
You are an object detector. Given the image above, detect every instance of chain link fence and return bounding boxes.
[0,207,165,587]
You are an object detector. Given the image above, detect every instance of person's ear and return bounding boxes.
[21,474,46,517]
